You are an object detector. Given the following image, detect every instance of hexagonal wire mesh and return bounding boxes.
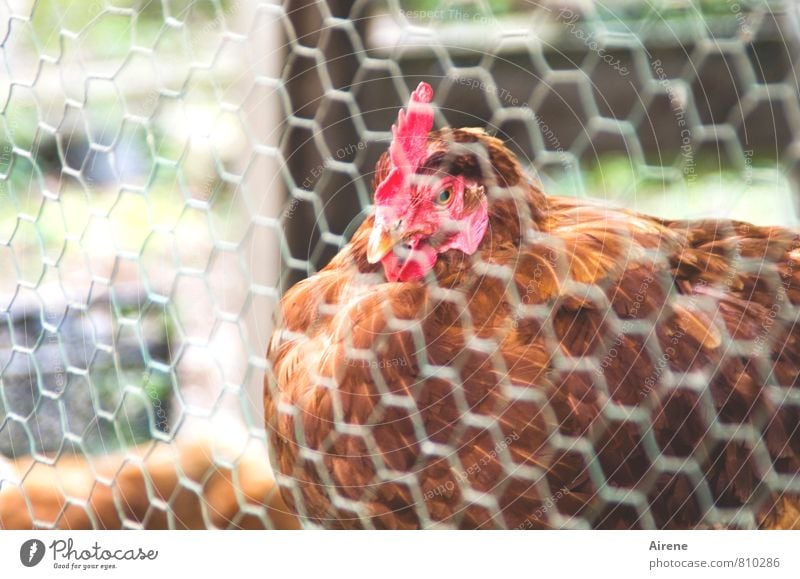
[1,0,800,530]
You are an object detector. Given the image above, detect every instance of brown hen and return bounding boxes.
[265,83,800,529]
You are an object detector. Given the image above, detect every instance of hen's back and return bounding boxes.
[265,197,800,529]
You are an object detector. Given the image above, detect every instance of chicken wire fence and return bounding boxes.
[0,0,799,529]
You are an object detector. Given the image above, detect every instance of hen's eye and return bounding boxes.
[435,188,452,206]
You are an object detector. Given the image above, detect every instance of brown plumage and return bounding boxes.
[265,125,800,529]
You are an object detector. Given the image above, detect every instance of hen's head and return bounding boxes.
[367,82,498,282]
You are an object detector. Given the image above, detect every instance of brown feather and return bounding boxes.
[266,128,800,529]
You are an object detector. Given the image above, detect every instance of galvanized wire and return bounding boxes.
[1,0,799,529]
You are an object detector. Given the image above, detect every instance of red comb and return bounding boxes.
[375,82,434,203]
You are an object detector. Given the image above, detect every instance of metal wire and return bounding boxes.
[1,0,799,529]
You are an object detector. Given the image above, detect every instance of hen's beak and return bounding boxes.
[367,224,399,264]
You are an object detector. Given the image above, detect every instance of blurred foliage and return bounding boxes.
[28,0,214,56]
[93,346,175,451]
[0,173,230,255]
[1,0,243,240]
[552,153,794,226]
[398,0,517,18]
[398,0,780,23]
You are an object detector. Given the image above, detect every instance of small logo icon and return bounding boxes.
[20,539,45,567]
